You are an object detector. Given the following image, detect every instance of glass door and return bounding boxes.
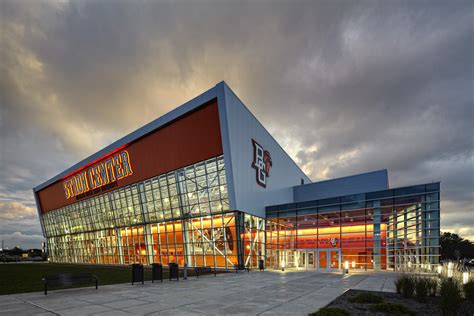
[317,249,341,271]
[318,249,328,271]
[307,251,316,270]
[297,250,306,269]
[330,249,340,270]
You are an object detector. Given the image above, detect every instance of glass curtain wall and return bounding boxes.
[266,183,440,271]
[43,156,245,268]
[265,217,293,269]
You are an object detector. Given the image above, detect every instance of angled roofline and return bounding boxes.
[219,82,312,183]
[34,80,313,193]
[33,83,220,192]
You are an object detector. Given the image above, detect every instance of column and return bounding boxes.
[373,201,381,271]
[116,228,124,265]
[235,211,245,269]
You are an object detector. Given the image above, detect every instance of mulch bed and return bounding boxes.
[325,289,474,315]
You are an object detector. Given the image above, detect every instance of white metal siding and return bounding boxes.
[220,84,311,217]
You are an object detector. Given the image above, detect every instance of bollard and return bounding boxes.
[184,263,188,280]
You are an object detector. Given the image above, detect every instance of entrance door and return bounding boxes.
[330,249,340,270]
[307,251,316,270]
[318,249,328,271]
[317,249,341,271]
[297,250,306,269]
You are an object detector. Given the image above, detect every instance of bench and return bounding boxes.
[194,266,216,278]
[42,273,98,295]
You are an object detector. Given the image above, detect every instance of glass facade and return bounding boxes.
[265,183,440,272]
[40,154,440,272]
[42,156,262,268]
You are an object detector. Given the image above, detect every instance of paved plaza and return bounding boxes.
[0,271,397,316]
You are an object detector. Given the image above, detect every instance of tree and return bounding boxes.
[7,247,24,256]
[440,232,474,260]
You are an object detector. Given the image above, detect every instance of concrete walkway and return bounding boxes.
[0,271,397,316]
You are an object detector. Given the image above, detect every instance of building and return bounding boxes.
[33,82,440,272]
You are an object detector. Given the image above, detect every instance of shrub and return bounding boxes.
[395,277,404,294]
[415,278,428,302]
[425,278,438,297]
[348,291,384,304]
[439,278,462,315]
[463,280,474,300]
[308,307,350,316]
[401,275,415,298]
[369,302,416,316]
[395,274,413,295]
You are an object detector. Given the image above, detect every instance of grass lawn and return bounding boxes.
[0,263,196,295]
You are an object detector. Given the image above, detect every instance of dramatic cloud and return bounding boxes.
[0,201,36,220]
[0,0,473,248]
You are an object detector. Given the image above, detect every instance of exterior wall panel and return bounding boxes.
[294,170,389,203]
[37,101,222,213]
[219,83,311,217]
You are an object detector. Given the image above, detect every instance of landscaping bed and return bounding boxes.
[314,289,474,316]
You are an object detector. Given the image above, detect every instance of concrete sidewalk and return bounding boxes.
[0,271,397,316]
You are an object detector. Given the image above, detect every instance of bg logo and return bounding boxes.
[251,139,272,188]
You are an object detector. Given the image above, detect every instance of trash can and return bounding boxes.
[168,262,179,281]
[151,263,163,283]
[258,259,264,271]
[131,263,144,285]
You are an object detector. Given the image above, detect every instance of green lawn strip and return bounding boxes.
[0,263,199,295]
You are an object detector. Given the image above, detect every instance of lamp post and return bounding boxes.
[344,260,349,275]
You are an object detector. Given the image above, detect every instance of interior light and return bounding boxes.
[351,261,356,268]
[344,261,349,270]
[437,265,442,274]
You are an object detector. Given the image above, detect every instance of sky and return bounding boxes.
[0,0,473,249]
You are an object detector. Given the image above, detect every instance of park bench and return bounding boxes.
[42,273,98,295]
[194,266,217,278]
